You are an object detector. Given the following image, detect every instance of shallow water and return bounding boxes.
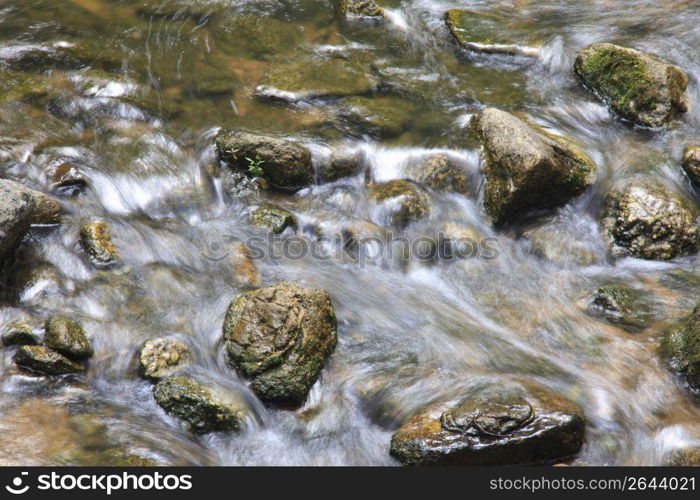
[0,0,699,466]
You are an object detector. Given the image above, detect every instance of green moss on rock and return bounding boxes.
[338,0,385,18]
[250,205,297,234]
[662,304,700,393]
[80,220,118,266]
[681,146,700,188]
[574,43,688,127]
[45,315,93,360]
[14,345,84,375]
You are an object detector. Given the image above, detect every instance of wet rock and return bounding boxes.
[215,130,313,192]
[153,376,249,433]
[390,384,585,466]
[588,285,656,332]
[1,317,40,346]
[31,192,63,224]
[445,9,541,57]
[405,154,469,194]
[662,303,700,393]
[217,16,305,61]
[471,108,595,226]
[138,337,191,380]
[342,96,417,138]
[80,221,118,266]
[0,180,37,265]
[338,0,385,19]
[46,161,87,193]
[602,183,698,260]
[45,315,93,360]
[230,242,261,287]
[14,345,84,375]
[319,150,365,182]
[524,226,602,267]
[250,205,297,234]
[682,146,700,188]
[574,43,688,127]
[256,51,378,102]
[667,447,700,466]
[223,282,338,407]
[368,180,430,229]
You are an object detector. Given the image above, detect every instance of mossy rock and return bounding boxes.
[14,345,84,375]
[1,316,41,346]
[223,282,338,407]
[153,376,249,433]
[369,180,431,229]
[256,51,378,101]
[662,304,700,393]
[472,108,596,226]
[404,154,469,194]
[574,43,688,127]
[602,182,698,261]
[588,285,656,332]
[338,0,385,19]
[80,221,119,266]
[250,205,297,234]
[45,315,93,360]
[215,130,313,192]
[138,337,191,380]
[342,95,417,138]
[216,16,305,61]
[682,146,700,188]
[390,384,585,466]
[444,9,541,57]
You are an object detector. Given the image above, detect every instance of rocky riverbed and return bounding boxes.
[0,0,699,466]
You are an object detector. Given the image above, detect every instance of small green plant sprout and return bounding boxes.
[246,156,265,178]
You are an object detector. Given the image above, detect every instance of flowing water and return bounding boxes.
[0,0,699,466]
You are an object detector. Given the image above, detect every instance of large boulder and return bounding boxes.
[602,183,698,260]
[0,180,37,265]
[138,337,191,380]
[215,130,313,192]
[44,315,93,360]
[472,108,596,226]
[390,384,585,466]
[682,146,700,188]
[223,282,338,407]
[14,345,84,375]
[153,376,249,433]
[574,43,688,127]
[368,180,431,228]
[662,303,700,393]
[444,9,540,57]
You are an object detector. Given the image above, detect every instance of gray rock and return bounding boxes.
[0,179,36,265]
[405,154,469,194]
[368,180,431,229]
[472,108,596,226]
[153,376,249,433]
[138,337,191,380]
[223,282,338,407]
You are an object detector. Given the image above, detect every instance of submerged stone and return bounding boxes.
[215,130,313,192]
[14,345,84,375]
[472,108,596,226]
[256,51,377,101]
[223,282,338,407]
[342,95,417,138]
[404,154,469,194]
[217,16,305,61]
[588,285,656,332]
[681,146,700,188]
[153,376,249,433]
[602,183,698,261]
[138,337,191,380]
[390,384,585,466]
[80,221,118,266]
[662,303,700,393]
[250,205,297,234]
[444,9,540,57]
[319,150,365,183]
[369,180,430,229]
[574,43,688,127]
[45,315,93,360]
